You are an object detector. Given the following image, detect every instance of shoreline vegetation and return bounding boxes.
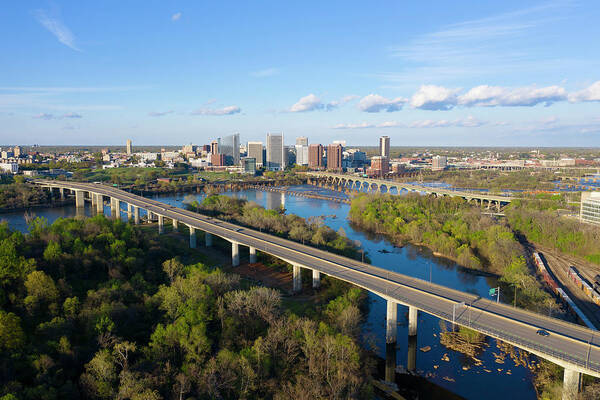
[0,215,375,399]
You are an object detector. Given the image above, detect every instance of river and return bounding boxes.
[0,185,538,400]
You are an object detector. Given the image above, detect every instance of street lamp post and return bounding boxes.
[452,301,465,331]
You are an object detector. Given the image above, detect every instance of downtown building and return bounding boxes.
[379,136,390,158]
[219,133,240,165]
[308,144,324,169]
[367,156,389,177]
[581,192,600,226]
[247,141,264,167]
[266,133,284,171]
[295,136,309,166]
[326,143,343,171]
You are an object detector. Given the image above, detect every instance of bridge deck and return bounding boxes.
[34,180,599,377]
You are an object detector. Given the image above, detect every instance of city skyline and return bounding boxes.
[1,1,600,146]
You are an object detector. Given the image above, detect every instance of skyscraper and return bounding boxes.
[296,136,308,146]
[126,139,133,155]
[247,142,263,167]
[379,136,390,158]
[210,140,219,155]
[266,133,284,171]
[220,133,240,165]
[308,144,323,168]
[295,145,308,165]
[327,144,343,171]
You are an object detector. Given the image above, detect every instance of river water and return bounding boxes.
[0,185,538,400]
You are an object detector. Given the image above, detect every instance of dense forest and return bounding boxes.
[348,193,557,314]
[0,181,51,210]
[506,196,600,264]
[186,195,361,259]
[0,216,373,399]
[415,169,558,191]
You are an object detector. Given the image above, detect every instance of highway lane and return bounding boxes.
[34,180,600,376]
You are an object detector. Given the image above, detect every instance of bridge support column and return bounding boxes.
[312,270,321,289]
[59,188,65,200]
[408,306,418,337]
[91,192,96,208]
[407,334,417,372]
[205,232,213,247]
[249,246,257,263]
[96,194,103,214]
[110,198,119,218]
[172,219,178,230]
[133,206,140,224]
[231,242,239,266]
[293,265,302,293]
[147,210,153,222]
[158,215,164,234]
[75,190,85,208]
[562,369,581,400]
[386,300,397,345]
[127,204,133,220]
[189,227,196,248]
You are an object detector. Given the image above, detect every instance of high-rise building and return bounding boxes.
[295,144,309,165]
[243,157,257,174]
[327,144,343,171]
[296,136,308,146]
[308,144,323,168]
[126,139,133,155]
[220,133,240,165]
[369,156,389,176]
[13,146,23,158]
[432,155,447,170]
[379,136,390,158]
[210,140,219,155]
[247,141,263,167]
[266,133,284,171]
[211,153,226,166]
[581,191,600,226]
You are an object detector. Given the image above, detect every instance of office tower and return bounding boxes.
[370,156,389,176]
[295,144,309,165]
[581,192,600,225]
[13,146,23,158]
[126,139,133,155]
[211,153,226,166]
[379,136,390,158]
[266,133,284,171]
[243,157,257,174]
[308,144,324,168]
[220,133,240,165]
[296,136,308,146]
[327,144,343,171]
[247,141,264,167]
[432,155,447,170]
[211,140,219,155]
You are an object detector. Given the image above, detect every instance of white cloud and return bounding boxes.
[33,113,54,120]
[458,84,567,107]
[62,112,82,118]
[289,94,324,112]
[148,110,174,117]
[171,12,182,21]
[410,85,459,110]
[34,9,80,51]
[358,94,407,113]
[326,95,359,111]
[250,68,279,77]
[191,105,241,116]
[568,81,600,102]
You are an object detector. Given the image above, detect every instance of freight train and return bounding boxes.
[567,266,600,306]
[533,252,597,330]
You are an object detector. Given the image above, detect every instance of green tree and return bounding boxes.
[0,310,25,351]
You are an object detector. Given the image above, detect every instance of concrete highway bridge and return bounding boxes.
[307,172,514,211]
[33,180,599,399]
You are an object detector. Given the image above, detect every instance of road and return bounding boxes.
[33,180,600,377]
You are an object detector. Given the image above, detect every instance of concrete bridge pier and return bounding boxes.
[293,265,302,293]
[127,204,133,220]
[205,232,213,247]
[59,188,65,200]
[158,215,164,234]
[249,246,257,263]
[91,192,97,208]
[408,306,418,337]
[189,227,196,248]
[231,242,240,266]
[562,369,581,400]
[312,269,321,289]
[172,218,178,230]
[110,198,119,218]
[133,206,140,224]
[75,190,85,208]
[96,194,104,214]
[386,300,398,345]
[407,334,417,372]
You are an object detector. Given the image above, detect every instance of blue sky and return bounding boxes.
[1,0,600,146]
